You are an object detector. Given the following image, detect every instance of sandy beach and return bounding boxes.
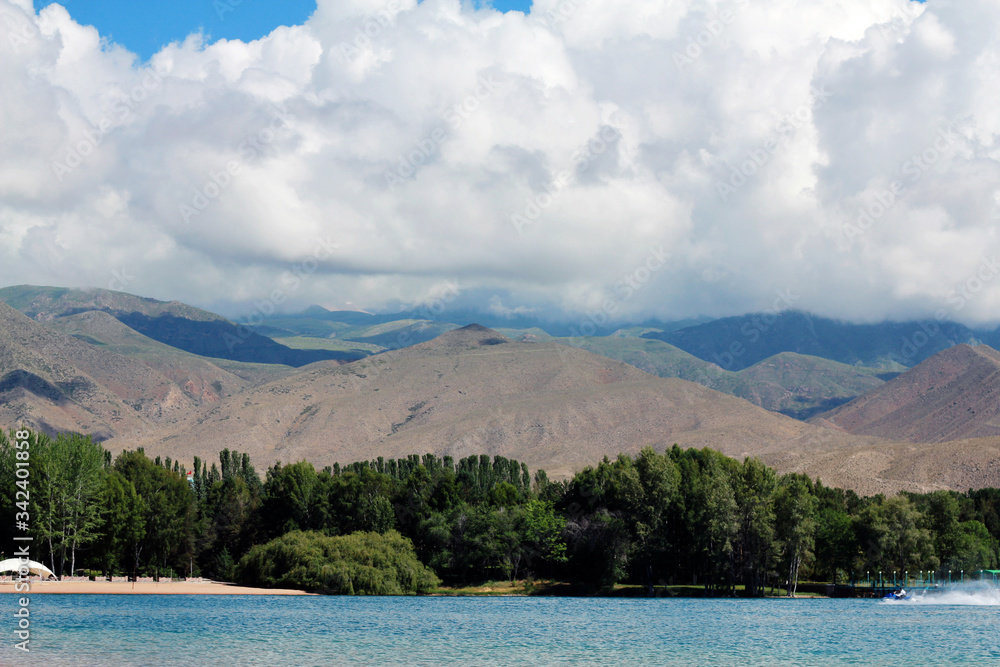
[0,580,313,595]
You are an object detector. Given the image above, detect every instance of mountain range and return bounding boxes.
[3,284,1000,494]
[0,286,364,367]
[641,310,989,370]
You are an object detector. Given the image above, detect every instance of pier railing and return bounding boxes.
[818,569,1000,598]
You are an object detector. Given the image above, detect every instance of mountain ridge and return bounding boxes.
[0,301,196,440]
[557,337,890,419]
[3,306,1000,493]
[123,326,820,478]
[815,343,1000,443]
[0,285,364,367]
[643,310,983,370]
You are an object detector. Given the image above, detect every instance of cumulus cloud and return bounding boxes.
[1,0,999,325]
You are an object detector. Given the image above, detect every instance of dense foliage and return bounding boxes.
[237,530,439,594]
[2,428,998,594]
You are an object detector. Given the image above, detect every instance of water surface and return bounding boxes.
[2,592,998,666]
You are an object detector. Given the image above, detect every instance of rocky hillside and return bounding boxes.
[0,302,195,440]
[127,325,826,478]
[814,344,1000,443]
[0,285,363,366]
[562,337,890,419]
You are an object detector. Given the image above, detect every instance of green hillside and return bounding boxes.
[269,336,382,355]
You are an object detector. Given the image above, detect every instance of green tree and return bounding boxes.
[198,474,260,577]
[114,450,196,576]
[943,520,997,573]
[260,461,323,538]
[0,429,31,552]
[521,499,568,575]
[564,509,631,587]
[701,463,740,593]
[813,506,855,583]
[480,505,525,582]
[632,447,680,590]
[734,458,776,596]
[27,432,107,576]
[325,467,395,535]
[560,454,642,586]
[775,474,817,596]
[859,495,937,575]
[97,472,147,576]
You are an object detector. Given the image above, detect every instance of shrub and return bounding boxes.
[237,530,440,594]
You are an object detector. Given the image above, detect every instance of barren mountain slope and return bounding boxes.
[45,310,293,400]
[0,302,199,439]
[555,338,889,419]
[763,435,1000,497]
[127,325,822,477]
[9,314,1000,494]
[0,285,360,366]
[815,344,1000,442]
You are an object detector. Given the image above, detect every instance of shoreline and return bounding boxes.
[427,580,832,598]
[0,579,832,598]
[0,580,313,595]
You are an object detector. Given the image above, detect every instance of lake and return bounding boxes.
[2,590,1000,666]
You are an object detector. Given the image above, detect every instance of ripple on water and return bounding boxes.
[2,594,1000,666]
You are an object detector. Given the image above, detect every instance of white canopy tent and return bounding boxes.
[0,558,56,578]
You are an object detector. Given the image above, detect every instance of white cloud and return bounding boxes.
[1,0,999,325]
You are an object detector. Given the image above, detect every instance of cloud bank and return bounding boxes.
[1,0,999,325]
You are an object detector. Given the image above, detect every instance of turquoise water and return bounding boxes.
[2,593,999,666]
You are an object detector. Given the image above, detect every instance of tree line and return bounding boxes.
[1,428,998,595]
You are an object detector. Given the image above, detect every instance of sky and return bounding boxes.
[56,0,533,61]
[2,0,1000,326]
[58,0,321,61]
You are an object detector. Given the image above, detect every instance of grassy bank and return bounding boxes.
[429,580,829,598]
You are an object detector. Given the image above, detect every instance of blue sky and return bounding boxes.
[60,0,534,60]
